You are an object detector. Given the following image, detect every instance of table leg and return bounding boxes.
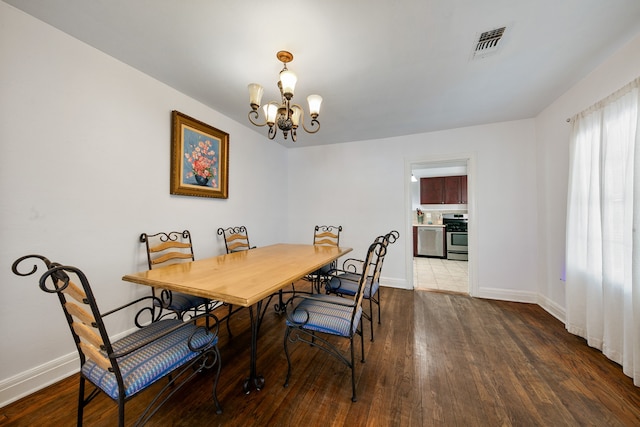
[243,301,265,394]
[274,289,286,314]
[314,269,322,293]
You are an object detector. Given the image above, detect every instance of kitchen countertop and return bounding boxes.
[413,223,445,227]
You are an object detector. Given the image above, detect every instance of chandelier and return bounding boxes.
[247,51,322,142]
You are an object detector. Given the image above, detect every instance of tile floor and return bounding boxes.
[413,256,468,293]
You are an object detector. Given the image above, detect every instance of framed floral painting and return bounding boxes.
[170,110,229,198]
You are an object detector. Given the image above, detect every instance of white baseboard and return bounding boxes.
[380,276,411,290]
[537,294,566,323]
[0,326,135,408]
[0,352,79,408]
[474,286,538,304]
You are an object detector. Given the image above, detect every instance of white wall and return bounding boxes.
[0,4,288,404]
[534,33,640,320]
[287,119,540,301]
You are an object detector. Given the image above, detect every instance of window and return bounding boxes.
[565,76,640,386]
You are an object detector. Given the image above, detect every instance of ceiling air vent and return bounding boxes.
[472,26,506,59]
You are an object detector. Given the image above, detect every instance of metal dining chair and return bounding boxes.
[216,226,256,331]
[11,254,223,426]
[140,230,213,321]
[217,225,255,253]
[306,225,343,292]
[324,230,399,341]
[284,237,385,402]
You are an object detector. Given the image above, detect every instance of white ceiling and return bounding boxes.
[5,0,640,148]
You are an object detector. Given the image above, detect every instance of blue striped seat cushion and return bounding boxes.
[318,263,334,274]
[154,292,208,312]
[327,275,379,299]
[286,297,362,337]
[82,319,217,400]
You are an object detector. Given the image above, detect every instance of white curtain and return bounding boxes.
[566,76,640,386]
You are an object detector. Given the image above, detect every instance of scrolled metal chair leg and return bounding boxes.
[212,346,223,414]
[359,325,365,363]
[77,376,85,426]
[350,336,357,402]
[283,327,293,387]
[369,298,375,341]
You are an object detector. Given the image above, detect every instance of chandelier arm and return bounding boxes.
[290,104,320,135]
[248,110,267,127]
[301,117,321,134]
[267,126,277,140]
[291,127,297,142]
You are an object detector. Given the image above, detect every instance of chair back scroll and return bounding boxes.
[370,230,399,279]
[140,230,195,269]
[217,226,254,253]
[313,225,342,247]
[342,230,399,277]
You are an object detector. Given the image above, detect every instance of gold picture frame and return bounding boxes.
[170,110,229,199]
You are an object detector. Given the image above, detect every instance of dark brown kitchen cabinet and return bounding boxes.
[459,176,467,204]
[420,177,444,204]
[444,175,467,204]
[420,175,467,204]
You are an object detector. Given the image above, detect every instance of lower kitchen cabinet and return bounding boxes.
[413,225,446,258]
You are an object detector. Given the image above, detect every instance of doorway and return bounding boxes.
[406,154,476,295]
[413,257,469,293]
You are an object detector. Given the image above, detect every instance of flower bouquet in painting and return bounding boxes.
[184,139,217,187]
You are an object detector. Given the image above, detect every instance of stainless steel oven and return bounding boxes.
[443,214,468,261]
[446,231,468,260]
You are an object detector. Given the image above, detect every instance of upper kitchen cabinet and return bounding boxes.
[420,177,444,204]
[444,175,467,204]
[420,175,467,204]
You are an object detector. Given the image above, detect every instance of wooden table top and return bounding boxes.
[122,243,352,307]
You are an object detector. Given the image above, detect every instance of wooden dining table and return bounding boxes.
[122,243,352,393]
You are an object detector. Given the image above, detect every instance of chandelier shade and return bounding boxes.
[279,69,297,99]
[248,83,264,109]
[307,94,322,118]
[247,50,322,142]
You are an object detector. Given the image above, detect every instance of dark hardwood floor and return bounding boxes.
[2,283,640,426]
